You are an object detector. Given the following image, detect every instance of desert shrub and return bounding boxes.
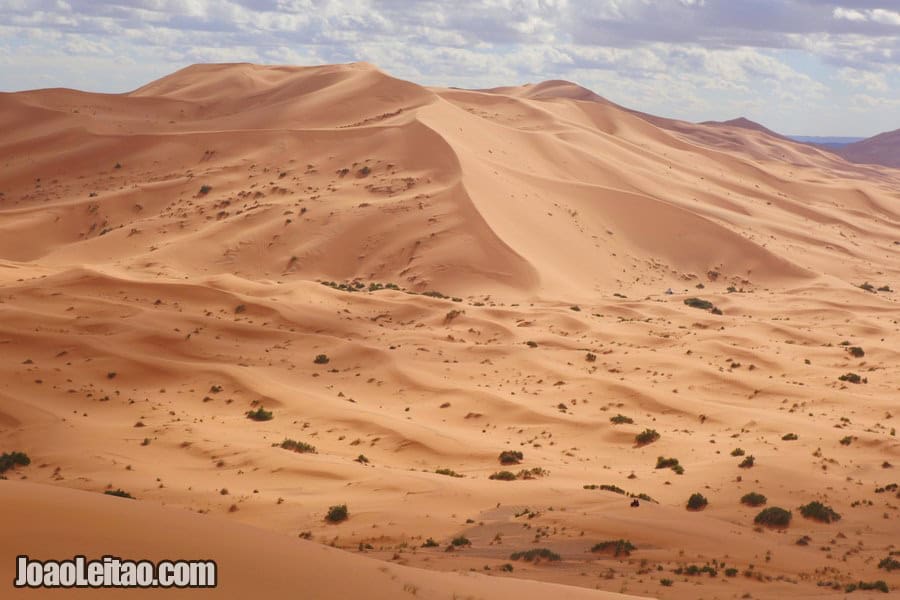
[591,540,635,557]
[599,484,625,494]
[878,556,900,571]
[656,456,679,469]
[517,467,549,479]
[500,563,514,572]
[847,346,865,358]
[755,507,791,528]
[739,455,755,468]
[490,471,517,481]
[313,354,330,364]
[725,568,738,577]
[877,285,892,292]
[782,433,798,441]
[435,468,463,478]
[741,492,767,507]
[684,297,714,310]
[610,414,634,424]
[450,536,471,547]
[422,538,439,547]
[104,489,134,499]
[686,493,708,511]
[498,450,523,465]
[799,501,841,523]
[0,451,30,474]
[839,372,864,384]
[585,352,597,362]
[510,548,560,562]
[660,578,673,586]
[730,448,745,456]
[199,185,212,194]
[675,564,717,577]
[246,407,273,421]
[635,429,660,446]
[280,439,316,453]
[858,282,876,292]
[845,580,889,593]
[325,504,348,523]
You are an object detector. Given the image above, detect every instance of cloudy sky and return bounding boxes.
[1,0,899,136]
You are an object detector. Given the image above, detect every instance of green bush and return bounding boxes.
[739,455,755,468]
[498,450,523,465]
[730,448,745,456]
[435,468,463,478]
[199,185,212,194]
[279,439,316,453]
[591,540,635,557]
[684,297,714,310]
[754,506,791,528]
[799,501,841,523]
[325,504,349,523]
[686,493,708,511]
[609,414,633,425]
[0,451,30,474]
[509,548,561,562]
[660,578,673,586]
[635,429,660,446]
[246,407,273,421]
[489,471,517,481]
[782,433,798,441]
[450,536,471,547]
[741,492,767,507]
[878,556,900,571]
[313,354,330,364]
[104,489,134,499]
[847,346,865,358]
[838,372,863,384]
[656,456,680,469]
[845,580,889,593]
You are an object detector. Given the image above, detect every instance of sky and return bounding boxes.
[1,0,899,136]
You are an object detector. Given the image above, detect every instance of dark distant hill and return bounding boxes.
[832,128,900,168]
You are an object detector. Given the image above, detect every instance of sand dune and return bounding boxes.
[1,62,898,599]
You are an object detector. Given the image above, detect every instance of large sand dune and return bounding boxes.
[1,63,898,599]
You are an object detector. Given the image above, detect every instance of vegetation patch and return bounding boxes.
[838,372,865,384]
[799,501,841,523]
[0,451,30,474]
[325,504,349,523]
[741,492,767,507]
[609,414,633,425]
[754,506,792,528]
[591,540,636,557]
[656,456,684,474]
[845,581,889,593]
[686,493,708,511]
[510,548,561,563]
[435,468,463,478]
[498,450,524,465]
[246,407,273,421]
[635,429,660,446]
[104,489,134,499]
[278,439,316,454]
